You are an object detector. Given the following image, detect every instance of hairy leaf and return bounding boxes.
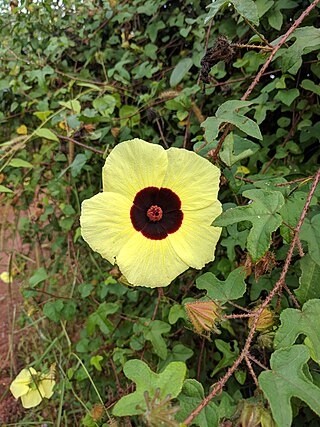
[295,255,320,304]
[214,189,285,261]
[196,267,247,302]
[259,345,320,427]
[300,214,320,266]
[113,360,186,416]
[176,379,219,426]
[274,299,320,361]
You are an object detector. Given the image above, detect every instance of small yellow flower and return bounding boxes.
[10,366,55,408]
[80,139,221,288]
[16,124,28,135]
[0,271,13,284]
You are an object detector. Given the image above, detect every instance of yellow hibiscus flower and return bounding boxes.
[80,139,221,288]
[10,366,55,408]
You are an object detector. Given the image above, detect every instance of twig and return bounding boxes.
[55,133,105,155]
[183,168,320,425]
[244,354,259,388]
[247,353,268,371]
[151,288,164,321]
[197,338,206,381]
[156,118,169,148]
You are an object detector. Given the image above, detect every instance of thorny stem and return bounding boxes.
[183,169,320,425]
[247,354,268,371]
[243,17,273,48]
[245,355,259,388]
[210,0,320,161]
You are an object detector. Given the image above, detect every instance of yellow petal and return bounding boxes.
[168,204,222,269]
[20,389,43,408]
[162,148,220,211]
[16,124,27,135]
[102,139,168,200]
[40,378,55,398]
[0,271,13,284]
[116,233,188,288]
[80,192,134,264]
[10,368,36,398]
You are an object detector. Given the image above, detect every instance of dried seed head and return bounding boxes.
[248,306,275,331]
[185,301,222,335]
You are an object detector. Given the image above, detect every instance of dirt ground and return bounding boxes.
[0,201,25,423]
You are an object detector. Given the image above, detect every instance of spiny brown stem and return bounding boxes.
[247,354,268,371]
[223,313,256,319]
[245,355,259,388]
[282,282,301,309]
[232,43,272,51]
[210,0,320,161]
[183,168,320,425]
[242,0,320,100]
[243,17,273,48]
[274,176,314,186]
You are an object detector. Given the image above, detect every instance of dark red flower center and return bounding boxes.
[130,186,183,240]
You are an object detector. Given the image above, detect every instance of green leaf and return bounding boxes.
[219,133,260,166]
[276,27,320,74]
[211,339,239,377]
[205,0,259,25]
[232,0,259,25]
[76,81,102,91]
[70,153,87,177]
[216,100,262,140]
[201,100,262,142]
[295,255,320,304]
[120,105,140,127]
[170,58,193,87]
[214,189,285,261]
[176,379,219,426]
[78,283,94,299]
[196,267,247,303]
[29,267,48,287]
[274,88,299,106]
[33,111,54,122]
[35,128,59,142]
[0,185,13,193]
[274,299,320,362]
[135,319,171,360]
[8,158,33,168]
[112,360,186,416]
[280,191,315,242]
[86,302,119,336]
[43,300,64,323]
[300,214,320,266]
[168,304,186,324]
[59,99,81,113]
[92,95,116,116]
[259,345,320,427]
[90,355,103,372]
[301,79,320,96]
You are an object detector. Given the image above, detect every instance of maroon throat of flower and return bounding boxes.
[130,186,183,240]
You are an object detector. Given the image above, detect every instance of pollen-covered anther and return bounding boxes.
[147,205,163,222]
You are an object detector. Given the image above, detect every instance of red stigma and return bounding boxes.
[147,205,163,222]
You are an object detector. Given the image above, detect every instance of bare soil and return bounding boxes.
[0,200,25,423]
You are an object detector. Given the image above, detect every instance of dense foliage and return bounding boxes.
[1,0,320,426]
